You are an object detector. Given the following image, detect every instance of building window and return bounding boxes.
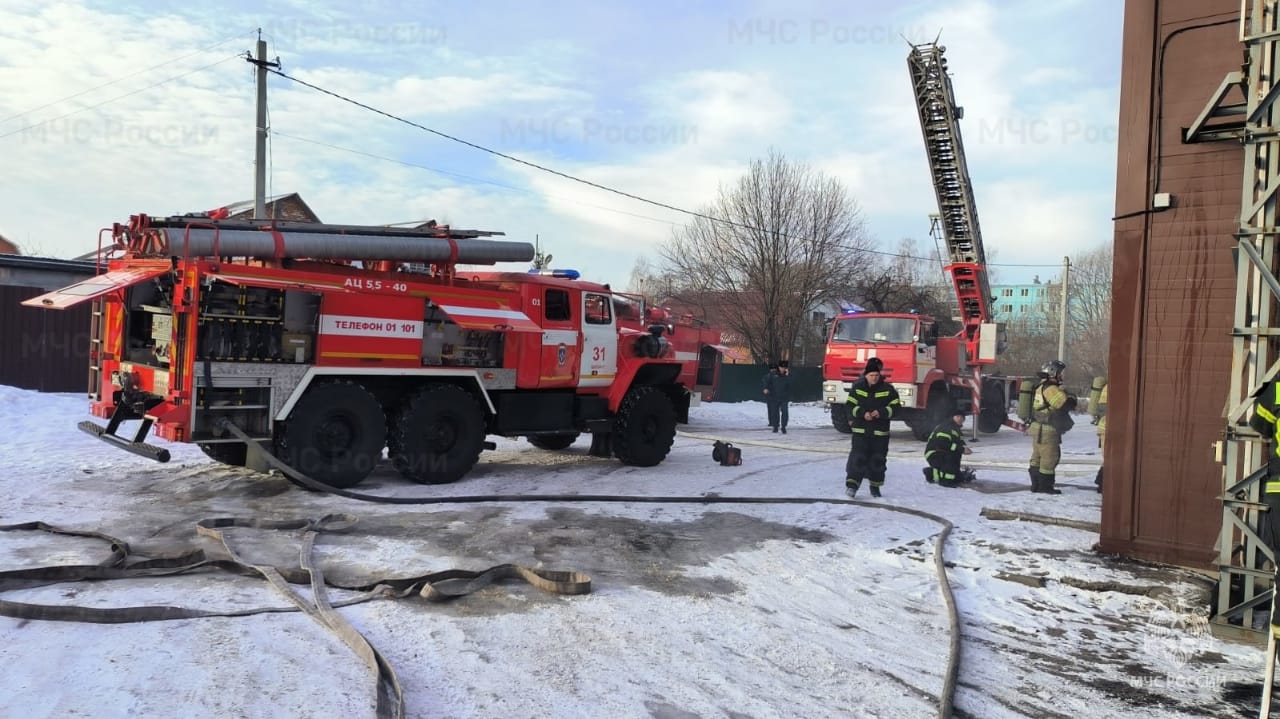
[1002,304,1012,313]
[1002,289,1013,297]
[1020,288,1029,297]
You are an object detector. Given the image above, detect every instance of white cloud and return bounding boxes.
[0,0,1122,290]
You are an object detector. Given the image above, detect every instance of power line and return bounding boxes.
[0,29,257,125]
[270,130,686,228]
[260,65,1076,269]
[0,53,245,141]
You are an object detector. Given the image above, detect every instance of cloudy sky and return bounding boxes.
[0,0,1121,288]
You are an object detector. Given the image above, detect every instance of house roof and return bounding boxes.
[218,192,321,222]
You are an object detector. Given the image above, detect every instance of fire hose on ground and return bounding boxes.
[0,418,966,719]
[216,419,965,719]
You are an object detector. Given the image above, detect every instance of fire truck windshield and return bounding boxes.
[831,316,917,344]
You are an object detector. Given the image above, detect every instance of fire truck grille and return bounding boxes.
[841,367,893,381]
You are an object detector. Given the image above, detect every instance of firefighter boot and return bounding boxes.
[845,479,861,498]
[923,467,935,484]
[1029,467,1043,493]
[870,483,882,498]
[1038,471,1062,495]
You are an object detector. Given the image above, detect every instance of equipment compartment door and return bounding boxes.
[315,294,424,366]
[579,291,616,388]
[20,265,170,310]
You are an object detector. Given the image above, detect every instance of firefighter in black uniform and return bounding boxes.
[845,357,901,498]
[1249,381,1280,635]
[924,410,972,487]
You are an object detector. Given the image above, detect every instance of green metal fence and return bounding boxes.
[713,364,823,403]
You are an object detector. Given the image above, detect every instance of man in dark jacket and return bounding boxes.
[845,357,901,497]
[762,362,780,431]
[924,410,972,487]
[763,360,792,433]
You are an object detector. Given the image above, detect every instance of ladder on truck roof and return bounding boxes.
[908,42,994,334]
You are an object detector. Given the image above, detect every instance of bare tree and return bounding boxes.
[1062,243,1112,381]
[994,244,1112,391]
[851,237,960,333]
[658,150,875,363]
[625,256,677,300]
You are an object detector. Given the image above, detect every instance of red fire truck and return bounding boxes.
[23,212,725,488]
[821,42,1024,441]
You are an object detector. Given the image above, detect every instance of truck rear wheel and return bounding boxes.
[910,421,931,442]
[392,383,486,484]
[830,403,852,434]
[199,442,247,467]
[279,381,386,488]
[917,391,956,442]
[613,385,677,467]
[978,406,1006,434]
[528,433,580,450]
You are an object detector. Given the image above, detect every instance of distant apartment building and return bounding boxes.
[991,276,1061,332]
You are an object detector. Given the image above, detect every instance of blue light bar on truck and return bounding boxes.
[528,268,581,279]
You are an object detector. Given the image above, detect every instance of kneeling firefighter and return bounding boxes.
[1027,359,1075,495]
[924,410,973,487]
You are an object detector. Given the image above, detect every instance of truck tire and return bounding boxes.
[918,391,955,442]
[978,406,1006,434]
[392,383,486,484]
[911,421,931,442]
[199,442,248,467]
[830,403,853,434]
[613,385,677,467]
[279,381,386,489]
[528,433,580,450]
[978,382,1007,434]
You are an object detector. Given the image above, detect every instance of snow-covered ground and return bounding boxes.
[0,386,1267,718]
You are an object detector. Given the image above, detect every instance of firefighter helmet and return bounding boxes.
[1038,359,1066,380]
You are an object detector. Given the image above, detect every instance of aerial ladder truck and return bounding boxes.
[821,41,1023,440]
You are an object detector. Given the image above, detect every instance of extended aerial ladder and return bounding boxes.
[821,42,1019,440]
[908,42,999,365]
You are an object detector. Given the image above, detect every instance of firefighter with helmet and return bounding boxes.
[1248,380,1280,637]
[1028,359,1075,494]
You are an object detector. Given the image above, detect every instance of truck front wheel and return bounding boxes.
[613,385,677,467]
[199,442,248,467]
[830,403,852,434]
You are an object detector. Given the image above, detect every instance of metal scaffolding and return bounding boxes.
[1185,0,1280,643]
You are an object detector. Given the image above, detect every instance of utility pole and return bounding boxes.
[1057,255,1071,364]
[245,32,279,220]
[253,33,269,219]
